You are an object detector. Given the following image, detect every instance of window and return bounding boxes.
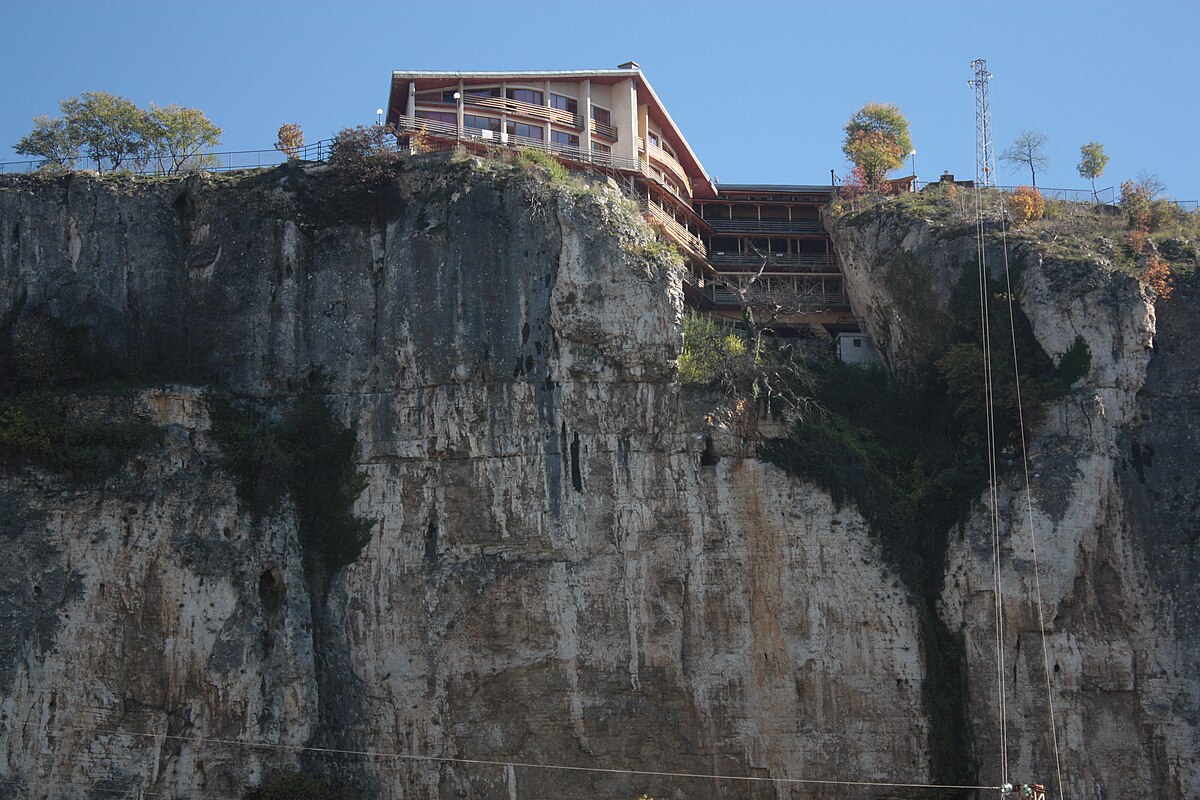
[647,131,660,148]
[506,87,543,105]
[853,339,863,348]
[550,93,577,114]
[506,121,544,141]
[463,114,501,132]
[591,141,611,154]
[662,141,677,159]
[415,90,457,104]
[591,106,611,126]
[415,110,455,124]
[466,86,501,97]
[551,130,580,148]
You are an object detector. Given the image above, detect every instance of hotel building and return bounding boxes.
[386,63,854,337]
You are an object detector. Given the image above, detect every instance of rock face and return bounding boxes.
[0,161,930,799]
[834,207,1198,799]
[0,163,1194,799]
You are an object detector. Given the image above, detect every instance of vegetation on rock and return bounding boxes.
[208,371,374,580]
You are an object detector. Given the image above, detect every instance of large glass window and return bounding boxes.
[415,90,458,104]
[591,141,612,154]
[415,110,456,124]
[466,87,501,97]
[551,130,580,148]
[506,88,543,105]
[506,121,544,141]
[463,114,501,132]
[647,131,661,148]
[550,94,577,114]
[591,106,611,126]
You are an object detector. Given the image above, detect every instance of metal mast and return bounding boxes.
[969,59,996,187]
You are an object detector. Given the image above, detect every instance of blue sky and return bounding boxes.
[3,0,1198,199]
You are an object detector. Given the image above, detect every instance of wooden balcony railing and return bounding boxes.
[591,120,619,140]
[462,94,580,128]
[703,217,825,234]
[646,142,691,193]
[707,252,835,271]
[640,199,707,258]
[697,273,848,308]
[394,115,642,171]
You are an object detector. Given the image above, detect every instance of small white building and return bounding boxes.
[835,332,879,366]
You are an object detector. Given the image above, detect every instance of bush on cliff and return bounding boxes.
[208,371,374,580]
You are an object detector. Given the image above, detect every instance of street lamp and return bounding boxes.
[909,149,918,191]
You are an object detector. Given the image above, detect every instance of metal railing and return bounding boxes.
[1,139,335,176]
[992,184,1117,205]
[645,141,690,192]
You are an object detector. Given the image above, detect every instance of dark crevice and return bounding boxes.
[569,432,583,492]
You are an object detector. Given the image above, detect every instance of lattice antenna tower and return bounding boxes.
[968,59,996,187]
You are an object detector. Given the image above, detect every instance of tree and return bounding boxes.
[1000,129,1049,188]
[60,91,150,171]
[842,103,912,189]
[274,123,304,160]
[14,115,81,171]
[144,104,222,174]
[1076,141,1109,201]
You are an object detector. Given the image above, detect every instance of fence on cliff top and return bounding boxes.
[2,143,1197,212]
[0,139,336,176]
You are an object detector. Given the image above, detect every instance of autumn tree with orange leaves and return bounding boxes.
[842,103,912,190]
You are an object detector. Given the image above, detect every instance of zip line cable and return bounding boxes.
[997,210,1067,800]
[4,718,1006,794]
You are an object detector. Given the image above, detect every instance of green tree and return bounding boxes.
[842,103,912,189]
[14,115,81,170]
[1000,129,1049,188]
[1076,141,1109,200]
[60,91,150,171]
[144,103,222,174]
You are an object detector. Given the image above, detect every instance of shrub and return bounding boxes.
[516,147,569,183]
[1143,252,1174,301]
[0,393,158,479]
[208,371,374,581]
[678,313,748,386]
[1008,186,1045,226]
[245,772,354,800]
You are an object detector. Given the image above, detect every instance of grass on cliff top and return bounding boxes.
[838,183,1199,275]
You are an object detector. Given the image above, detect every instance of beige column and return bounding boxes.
[405,83,415,118]
[543,81,552,143]
[582,79,592,149]
[500,82,508,142]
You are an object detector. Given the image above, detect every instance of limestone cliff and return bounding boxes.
[0,160,1194,800]
[833,200,1198,799]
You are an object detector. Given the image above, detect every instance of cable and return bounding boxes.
[997,210,1067,800]
[975,177,1011,789]
[2,718,1004,794]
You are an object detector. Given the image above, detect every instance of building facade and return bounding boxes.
[386,64,857,339]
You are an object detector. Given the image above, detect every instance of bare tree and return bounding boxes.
[1000,129,1049,188]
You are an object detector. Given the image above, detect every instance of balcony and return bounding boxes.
[696,272,848,309]
[591,120,619,140]
[707,252,835,272]
[393,115,642,172]
[461,94,580,129]
[640,199,707,260]
[645,142,691,195]
[703,217,824,235]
